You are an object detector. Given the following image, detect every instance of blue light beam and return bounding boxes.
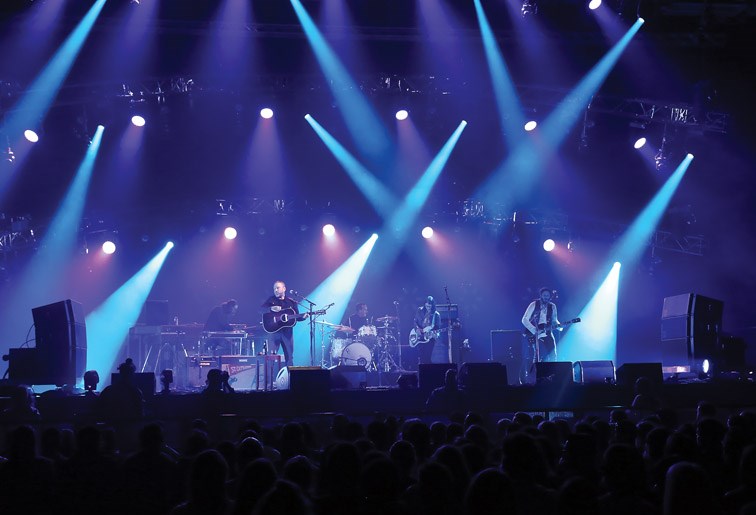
[291,0,390,164]
[611,153,694,268]
[559,262,621,363]
[0,0,108,196]
[292,234,379,366]
[473,0,526,145]
[305,114,397,218]
[85,242,175,386]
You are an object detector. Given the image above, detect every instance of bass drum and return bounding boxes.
[330,337,351,364]
[341,342,373,369]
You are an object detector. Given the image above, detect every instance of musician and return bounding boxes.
[261,280,305,367]
[414,295,441,365]
[346,303,371,330]
[203,299,239,356]
[520,287,561,383]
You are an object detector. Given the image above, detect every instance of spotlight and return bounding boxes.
[395,109,409,121]
[543,238,555,252]
[102,241,116,255]
[588,0,602,9]
[131,115,146,127]
[166,241,175,249]
[421,226,434,239]
[322,224,336,237]
[224,227,238,240]
[524,120,538,131]
[260,108,274,119]
[633,137,647,149]
[521,0,537,16]
[24,130,39,143]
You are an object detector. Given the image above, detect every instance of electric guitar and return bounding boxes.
[262,308,326,333]
[409,326,451,347]
[524,318,581,344]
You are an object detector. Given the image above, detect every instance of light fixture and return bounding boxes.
[395,109,409,121]
[224,227,238,240]
[543,239,555,252]
[634,137,647,149]
[102,241,116,254]
[422,226,434,239]
[260,108,274,119]
[131,115,146,127]
[24,130,39,143]
[322,224,336,236]
[524,120,538,132]
[588,0,602,10]
[521,0,538,16]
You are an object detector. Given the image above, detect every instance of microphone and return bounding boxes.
[393,301,399,305]
[289,289,299,295]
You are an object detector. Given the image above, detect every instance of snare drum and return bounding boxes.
[341,342,373,369]
[330,337,351,363]
[356,325,378,347]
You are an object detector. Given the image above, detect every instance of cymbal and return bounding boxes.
[375,316,398,322]
[314,320,338,326]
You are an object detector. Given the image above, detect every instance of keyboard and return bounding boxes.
[202,331,248,339]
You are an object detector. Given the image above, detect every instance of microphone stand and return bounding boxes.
[290,292,317,367]
[394,301,403,370]
[444,286,453,364]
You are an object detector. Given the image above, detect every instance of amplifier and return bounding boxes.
[186,356,219,388]
[220,355,280,391]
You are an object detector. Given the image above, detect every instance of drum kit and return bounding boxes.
[316,315,401,372]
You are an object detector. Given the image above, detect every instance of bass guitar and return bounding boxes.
[409,326,451,347]
[262,308,326,333]
[524,317,581,344]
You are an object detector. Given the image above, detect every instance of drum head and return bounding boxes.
[341,342,372,369]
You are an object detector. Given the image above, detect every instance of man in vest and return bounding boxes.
[520,287,561,384]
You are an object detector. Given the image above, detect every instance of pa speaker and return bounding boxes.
[330,365,367,390]
[459,362,508,390]
[419,363,457,392]
[490,330,523,385]
[32,299,87,386]
[535,362,573,385]
[573,360,615,384]
[616,363,663,388]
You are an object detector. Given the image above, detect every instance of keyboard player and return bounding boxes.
[203,299,240,356]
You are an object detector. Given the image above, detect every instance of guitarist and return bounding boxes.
[260,280,306,367]
[414,296,441,365]
[520,287,561,384]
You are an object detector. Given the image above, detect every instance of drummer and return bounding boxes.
[345,303,371,332]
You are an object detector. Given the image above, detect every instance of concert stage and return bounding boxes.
[29,378,756,424]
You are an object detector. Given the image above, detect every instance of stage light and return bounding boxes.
[702,359,710,374]
[543,238,556,252]
[131,115,145,127]
[395,109,409,121]
[422,226,434,239]
[687,153,694,159]
[224,227,237,240]
[260,108,274,119]
[24,130,39,143]
[634,137,647,149]
[588,0,602,9]
[166,241,175,249]
[102,240,116,254]
[521,0,537,16]
[322,224,336,236]
[524,120,538,131]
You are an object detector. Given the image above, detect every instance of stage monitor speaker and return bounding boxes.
[330,365,367,390]
[616,363,663,388]
[535,362,573,386]
[459,362,508,390]
[110,372,156,397]
[573,360,615,384]
[138,300,170,326]
[32,299,87,386]
[7,348,44,384]
[397,372,418,390]
[419,363,457,392]
[490,330,523,386]
[288,367,330,395]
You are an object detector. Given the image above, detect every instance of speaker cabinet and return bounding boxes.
[616,363,663,388]
[573,360,615,384]
[32,299,87,386]
[330,365,367,390]
[535,362,573,386]
[490,330,523,385]
[661,294,723,366]
[459,362,508,390]
[186,356,220,388]
[419,363,457,392]
[288,367,330,395]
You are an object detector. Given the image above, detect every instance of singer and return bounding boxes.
[260,280,305,367]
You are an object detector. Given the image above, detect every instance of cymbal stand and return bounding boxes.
[376,325,399,372]
[394,301,403,370]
